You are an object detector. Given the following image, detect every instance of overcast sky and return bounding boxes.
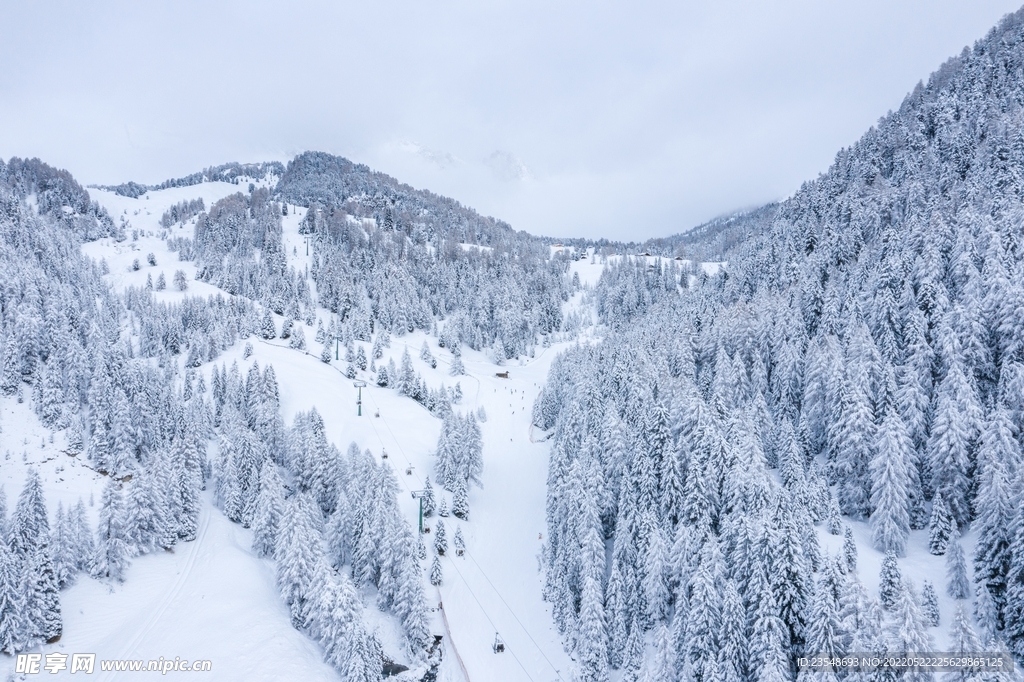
[2,1,1021,240]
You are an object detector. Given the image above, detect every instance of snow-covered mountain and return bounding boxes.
[6,6,1024,682]
[534,6,1024,682]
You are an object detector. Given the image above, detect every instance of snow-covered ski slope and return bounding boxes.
[3,180,581,681]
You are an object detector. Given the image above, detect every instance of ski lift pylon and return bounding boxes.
[492,633,505,653]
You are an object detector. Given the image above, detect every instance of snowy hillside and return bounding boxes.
[9,8,1024,682]
[531,8,1024,682]
[0,163,592,680]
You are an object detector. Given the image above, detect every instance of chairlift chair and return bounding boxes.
[492,633,505,654]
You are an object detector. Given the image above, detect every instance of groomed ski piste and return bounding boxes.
[1,178,969,681]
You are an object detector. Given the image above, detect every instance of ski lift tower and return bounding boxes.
[353,380,367,416]
[410,489,426,533]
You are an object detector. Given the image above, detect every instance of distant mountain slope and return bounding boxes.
[93,161,285,198]
[274,151,536,249]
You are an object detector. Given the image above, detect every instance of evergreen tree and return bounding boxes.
[1004,497,1024,657]
[0,538,21,654]
[434,519,448,556]
[944,604,982,682]
[450,348,465,376]
[430,555,443,586]
[844,526,858,572]
[577,567,610,681]
[260,310,277,339]
[71,500,95,571]
[946,532,971,599]
[929,496,955,555]
[51,504,77,588]
[880,551,902,610]
[93,479,130,582]
[454,526,465,556]
[643,515,670,625]
[804,576,844,659]
[276,494,323,628]
[921,580,940,627]
[927,355,978,528]
[685,540,723,682]
[718,579,747,682]
[973,406,1018,624]
[11,469,48,558]
[252,461,285,558]
[452,476,469,520]
[421,477,436,517]
[870,408,913,555]
[834,359,875,518]
[23,543,61,643]
[886,584,934,682]
[826,492,843,536]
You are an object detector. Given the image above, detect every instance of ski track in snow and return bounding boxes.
[97,504,212,682]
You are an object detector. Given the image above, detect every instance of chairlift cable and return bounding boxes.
[444,551,538,682]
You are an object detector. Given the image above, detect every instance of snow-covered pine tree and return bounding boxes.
[421,476,436,517]
[921,580,940,627]
[449,347,464,376]
[10,470,48,558]
[276,493,324,628]
[51,504,76,588]
[804,575,844,660]
[946,531,971,599]
[973,406,1018,624]
[260,310,277,339]
[434,519,448,556]
[453,526,465,556]
[93,478,130,582]
[843,526,858,572]
[685,539,723,682]
[717,578,747,682]
[430,555,442,586]
[22,541,61,644]
[870,407,913,555]
[252,461,285,558]
[71,500,95,571]
[834,348,875,518]
[6,470,62,645]
[885,583,934,681]
[927,350,978,529]
[0,537,21,654]
[1006,502,1024,658]
[879,551,902,610]
[452,476,469,520]
[929,495,955,555]
[944,604,982,682]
